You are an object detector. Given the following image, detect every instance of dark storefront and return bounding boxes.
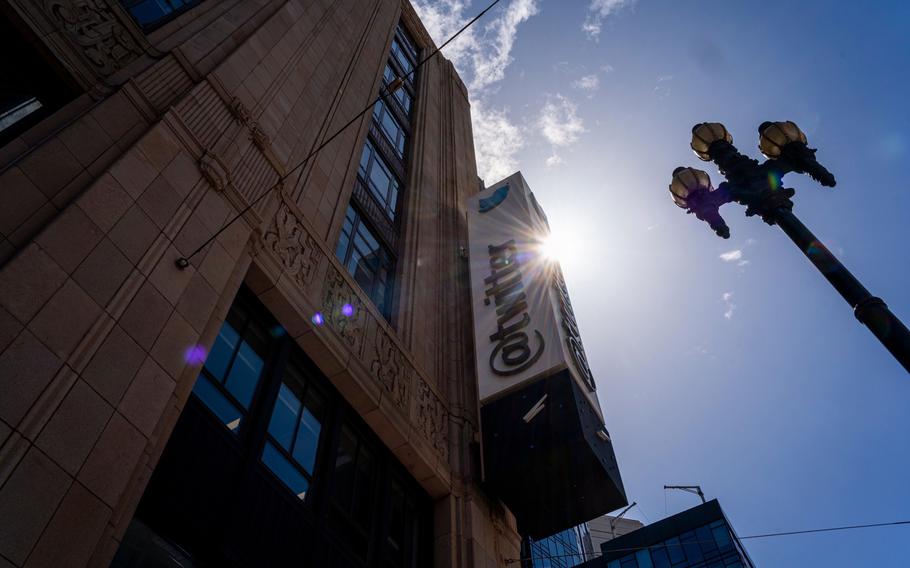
[113,290,431,568]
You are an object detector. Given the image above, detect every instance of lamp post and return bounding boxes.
[670,121,910,373]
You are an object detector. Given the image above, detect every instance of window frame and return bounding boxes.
[335,205,396,319]
[120,0,205,32]
[188,289,431,567]
[358,138,402,220]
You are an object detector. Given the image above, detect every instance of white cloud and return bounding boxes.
[412,0,539,182]
[472,100,524,182]
[719,249,743,262]
[545,154,564,167]
[538,94,586,148]
[572,74,600,93]
[722,292,736,320]
[412,0,538,92]
[583,0,636,41]
[600,63,614,74]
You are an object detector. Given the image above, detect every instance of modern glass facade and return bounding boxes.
[583,500,755,568]
[525,524,594,567]
[605,519,749,568]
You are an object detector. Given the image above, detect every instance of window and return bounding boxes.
[121,0,203,30]
[358,140,400,219]
[261,357,326,500]
[373,99,407,157]
[152,290,433,566]
[384,63,413,115]
[330,424,379,560]
[395,24,419,64]
[335,206,394,317]
[390,36,415,78]
[194,301,272,432]
[0,12,78,147]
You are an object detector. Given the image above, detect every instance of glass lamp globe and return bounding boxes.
[690,122,732,161]
[758,120,808,159]
[669,166,713,208]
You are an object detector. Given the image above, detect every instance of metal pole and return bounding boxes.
[774,208,910,373]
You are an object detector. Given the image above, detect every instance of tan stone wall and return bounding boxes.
[0,1,519,566]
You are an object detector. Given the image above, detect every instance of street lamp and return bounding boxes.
[669,120,910,373]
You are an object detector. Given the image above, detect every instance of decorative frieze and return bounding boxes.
[253,199,450,465]
[262,204,322,287]
[43,0,142,77]
[415,379,449,461]
[322,269,366,357]
[370,328,411,412]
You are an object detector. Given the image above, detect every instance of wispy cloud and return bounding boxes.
[583,0,636,41]
[538,94,585,166]
[412,0,539,182]
[539,94,585,146]
[472,100,523,182]
[545,154,564,167]
[722,292,736,320]
[720,240,757,267]
[654,74,674,99]
[572,74,600,93]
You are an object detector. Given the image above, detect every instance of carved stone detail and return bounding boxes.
[323,270,365,355]
[44,0,142,77]
[262,204,322,286]
[228,96,252,125]
[415,379,448,461]
[198,150,231,192]
[370,328,410,412]
[249,122,271,151]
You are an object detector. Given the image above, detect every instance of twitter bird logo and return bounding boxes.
[479,185,509,213]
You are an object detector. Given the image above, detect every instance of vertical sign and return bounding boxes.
[466,172,601,418]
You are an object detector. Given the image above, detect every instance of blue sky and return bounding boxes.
[414,0,910,565]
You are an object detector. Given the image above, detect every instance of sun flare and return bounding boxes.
[538,231,575,265]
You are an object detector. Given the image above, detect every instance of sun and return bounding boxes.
[537,231,574,265]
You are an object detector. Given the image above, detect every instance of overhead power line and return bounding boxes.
[176,0,503,268]
[506,519,910,564]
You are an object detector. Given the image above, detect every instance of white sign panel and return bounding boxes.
[466,172,601,416]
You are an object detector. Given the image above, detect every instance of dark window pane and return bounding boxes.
[335,206,395,318]
[391,38,413,75]
[204,322,239,381]
[292,400,322,474]
[373,100,406,158]
[121,0,202,29]
[262,441,309,499]
[713,525,733,550]
[268,383,301,449]
[698,525,718,554]
[666,538,685,564]
[650,545,671,568]
[333,426,358,510]
[192,376,243,432]
[680,532,702,563]
[352,444,377,525]
[224,340,264,408]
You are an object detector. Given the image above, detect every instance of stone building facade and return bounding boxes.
[0,1,521,566]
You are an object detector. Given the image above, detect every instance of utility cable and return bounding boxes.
[175,0,502,268]
[506,519,910,564]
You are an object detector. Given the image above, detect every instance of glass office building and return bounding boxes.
[523,524,595,567]
[580,500,755,568]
